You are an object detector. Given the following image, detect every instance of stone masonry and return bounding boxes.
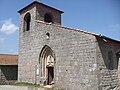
[18,1,120,90]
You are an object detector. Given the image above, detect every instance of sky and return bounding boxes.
[0,0,120,54]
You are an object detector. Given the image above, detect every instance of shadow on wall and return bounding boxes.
[96,37,120,89]
[1,65,18,80]
[96,37,119,70]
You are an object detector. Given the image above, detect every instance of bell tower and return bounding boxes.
[18,1,64,32]
[18,1,63,83]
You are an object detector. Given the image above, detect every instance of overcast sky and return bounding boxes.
[0,0,120,54]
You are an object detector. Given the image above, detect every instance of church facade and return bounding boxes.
[18,1,120,90]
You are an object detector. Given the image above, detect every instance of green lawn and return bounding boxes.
[13,82,40,87]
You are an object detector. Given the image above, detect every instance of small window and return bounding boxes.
[24,13,31,31]
[44,13,53,23]
[46,33,50,40]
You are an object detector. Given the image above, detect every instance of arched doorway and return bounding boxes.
[39,45,55,85]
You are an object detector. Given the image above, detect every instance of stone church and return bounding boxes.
[18,1,120,90]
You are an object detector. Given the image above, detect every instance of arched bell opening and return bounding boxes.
[24,12,31,31]
[44,13,54,23]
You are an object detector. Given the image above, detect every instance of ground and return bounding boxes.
[0,85,55,90]
[0,83,55,90]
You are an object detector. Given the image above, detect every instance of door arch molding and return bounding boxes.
[39,45,55,85]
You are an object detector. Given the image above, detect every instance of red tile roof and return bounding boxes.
[0,54,18,65]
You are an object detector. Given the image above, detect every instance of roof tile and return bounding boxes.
[0,54,18,65]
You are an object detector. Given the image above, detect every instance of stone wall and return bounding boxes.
[19,20,98,90]
[18,4,37,83]
[96,37,120,90]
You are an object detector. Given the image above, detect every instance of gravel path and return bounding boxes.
[0,85,45,90]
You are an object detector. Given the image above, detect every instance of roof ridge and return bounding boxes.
[35,20,100,36]
[0,54,18,56]
[18,1,64,13]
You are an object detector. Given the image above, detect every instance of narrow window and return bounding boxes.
[108,51,114,70]
[116,54,119,69]
[24,13,31,31]
[44,13,53,23]
[116,50,120,69]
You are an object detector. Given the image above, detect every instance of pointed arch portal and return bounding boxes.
[39,45,55,85]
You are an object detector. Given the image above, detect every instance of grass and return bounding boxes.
[13,82,40,88]
[13,82,56,90]
[46,88,56,90]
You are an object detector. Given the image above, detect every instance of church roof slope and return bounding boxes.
[36,20,120,43]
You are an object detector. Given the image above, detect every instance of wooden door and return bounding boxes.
[47,67,54,85]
